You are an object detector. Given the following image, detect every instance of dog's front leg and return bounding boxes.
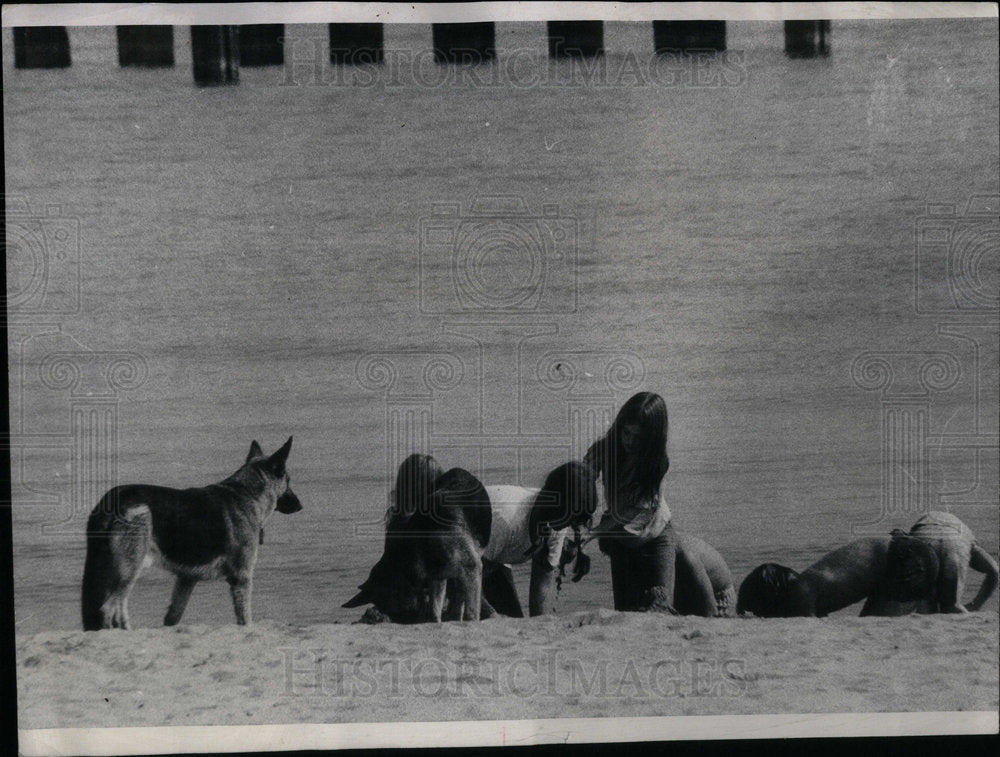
[462,562,483,622]
[430,580,448,623]
[441,578,465,621]
[225,549,257,626]
[228,574,252,625]
[224,560,254,626]
[164,575,198,626]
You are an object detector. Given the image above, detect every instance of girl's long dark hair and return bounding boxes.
[596,391,670,503]
[736,563,799,617]
[387,453,443,529]
[527,461,599,546]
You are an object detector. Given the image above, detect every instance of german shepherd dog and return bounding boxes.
[344,465,491,623]
[81,438,301,630]
[345,455,597,622]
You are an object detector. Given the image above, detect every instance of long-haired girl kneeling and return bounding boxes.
[585,391,679,613]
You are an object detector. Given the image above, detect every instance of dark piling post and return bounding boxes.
[784,20,830,58]
[431,22,496,64]
[239,24,284,66]
[328,23,384,64]
[117,26,174,67]
[191,25,239,85]
[13,27,71,69]
[547,21,604,58]
[653,21,726,52]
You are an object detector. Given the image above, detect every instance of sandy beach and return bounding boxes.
[6,14,999,751]
[17,610,999,731]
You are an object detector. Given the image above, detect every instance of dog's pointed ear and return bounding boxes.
[246,440,264,464]
[342,585,371,608]
[269,436,293,475]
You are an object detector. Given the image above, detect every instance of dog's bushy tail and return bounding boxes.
[81,496,115,631]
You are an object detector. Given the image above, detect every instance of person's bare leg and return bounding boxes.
[675,548,717,617]
[638,525,677,612]
[937,549,968,613]
[966,544,999,612]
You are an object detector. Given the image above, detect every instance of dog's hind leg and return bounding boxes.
[103,591,132,629]
[99,598,119,629]
[164,576,198,626]
[119,597,133,630]
[102,506,152,630]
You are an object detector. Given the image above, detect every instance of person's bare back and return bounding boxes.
[674,532,735,617]
[737,513,998,617]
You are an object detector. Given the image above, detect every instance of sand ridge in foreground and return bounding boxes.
[17,610,999,729]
